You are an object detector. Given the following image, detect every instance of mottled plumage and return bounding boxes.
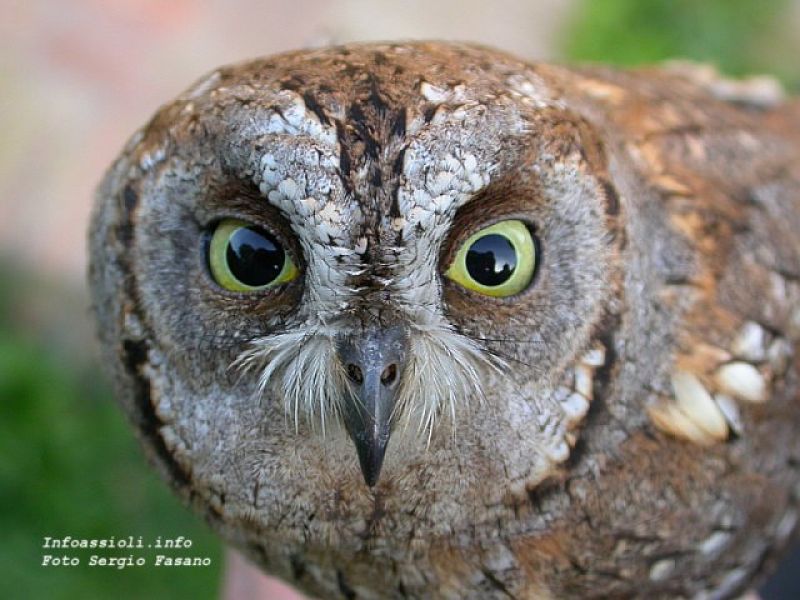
[89,42,800,599]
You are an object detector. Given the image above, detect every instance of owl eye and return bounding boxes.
[445,219,536,297]
[207,218,299,291]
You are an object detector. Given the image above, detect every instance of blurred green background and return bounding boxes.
[564,0,799,90]
[0,263,223,599]
[0,0,797,598]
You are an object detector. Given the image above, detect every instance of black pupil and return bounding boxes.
[465,233,517,287]
[226,226,285,286]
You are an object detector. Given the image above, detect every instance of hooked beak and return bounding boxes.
[337,326,408,487]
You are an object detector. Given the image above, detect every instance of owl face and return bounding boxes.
[92,43,618,538]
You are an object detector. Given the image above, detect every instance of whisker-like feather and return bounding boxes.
[231,321,506,444]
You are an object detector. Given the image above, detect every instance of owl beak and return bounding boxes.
[337,326,408,487]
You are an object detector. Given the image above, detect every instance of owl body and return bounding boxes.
[89,43,800,599]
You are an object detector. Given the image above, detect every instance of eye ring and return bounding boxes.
[206,218,299,292]
[444,219,537,298]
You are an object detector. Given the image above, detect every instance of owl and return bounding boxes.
[88,42,800,599]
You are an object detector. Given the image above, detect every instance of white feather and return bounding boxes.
[232,324,503,442]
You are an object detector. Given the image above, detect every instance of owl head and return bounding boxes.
[90,42,619,536]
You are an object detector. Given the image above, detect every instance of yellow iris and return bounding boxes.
[208,218,299,292]
[445,220,536,297]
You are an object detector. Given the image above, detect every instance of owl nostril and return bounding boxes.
[380,364,398,387]
[347,364,364,385]
[346,363,398,387]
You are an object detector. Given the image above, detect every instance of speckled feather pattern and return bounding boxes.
[88,42,800,599]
